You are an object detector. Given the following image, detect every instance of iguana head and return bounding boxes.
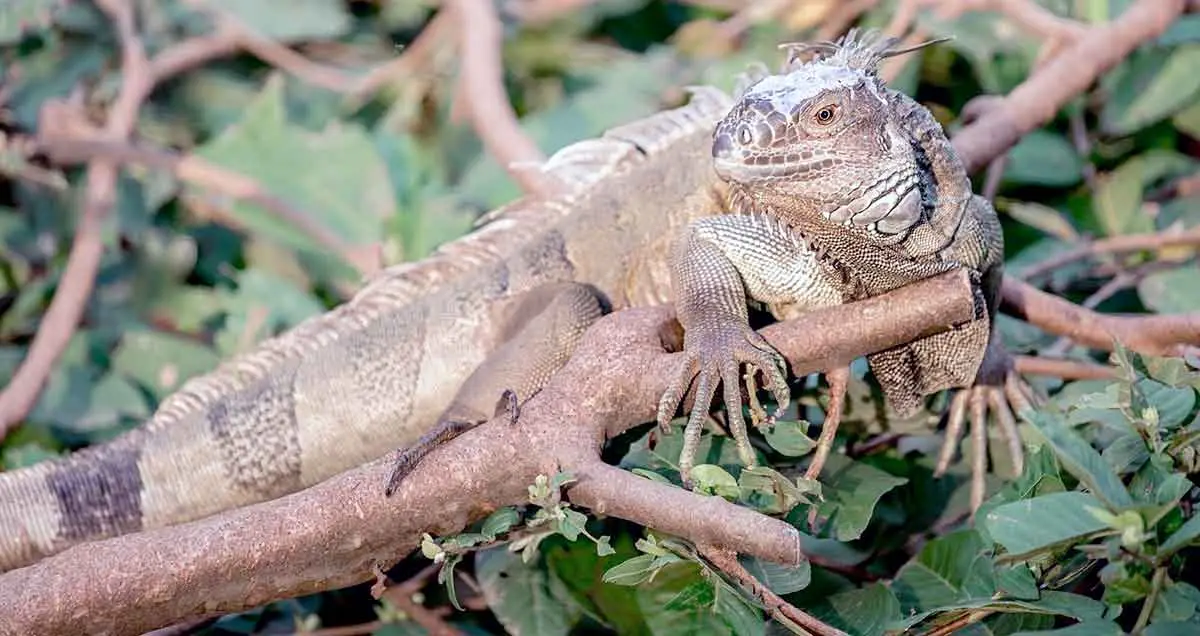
[712,30,942,235]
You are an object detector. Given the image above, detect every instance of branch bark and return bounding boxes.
[0,271,978,636]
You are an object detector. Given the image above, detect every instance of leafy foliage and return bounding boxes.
[2,1,1200,635]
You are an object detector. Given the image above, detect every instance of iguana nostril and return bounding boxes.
[712,132,734,158]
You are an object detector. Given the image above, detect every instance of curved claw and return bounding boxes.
[935,369,1042,514]
[656,325,790,487]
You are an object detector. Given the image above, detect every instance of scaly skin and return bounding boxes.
[657,31,1029,507]
[0,86,735,572]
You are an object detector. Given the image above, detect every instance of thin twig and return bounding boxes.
[1042,271,1139,356]
[1019,225,1200,281]
[444,0,563,197]
[697,544,848,636]
[376,565,465,636]
[0,0,149,438]
[1013,355,1118,380]
[0,0,297,439]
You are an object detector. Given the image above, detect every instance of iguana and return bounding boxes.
[0,32,1024,573]
[0,82,738,572]
[655,31,1023,493]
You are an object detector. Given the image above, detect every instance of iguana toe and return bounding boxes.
[657,324,790,486]
[934,369,1039,514]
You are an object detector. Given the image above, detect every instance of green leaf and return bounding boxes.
[738,555,810,596]
[763,419,816,456]
[1146,622,1200,636]
[1027,411,1134,510]
[1102,433,1149,475]
[1139,380,1196,431]
[207,0,352,43]
[193,75,395,265]
[996,565,1041,601]
[457,50,681,206]
[984,491,1110,557]
[543,534,645,634]
[1093,152,1194,236]
[737,465,814,515]
[1100,561,1151,605]
[0,0,66,44]
[476,547,582,636]
[663,580,714,611]
[1157,15,1200,46]
[214,268,326,355]
[1102,46,1200,135]
[602,554,660,586]
[636,562,738,635]
[808,454,908,541]
[481,507,521,540]
[6,39,108,129]
[1174,99,1200,138]
[1140,266,1200,313]
[892,530,995,613]
[1011,621,1125,636]
[690,464,740,500]
[556,508,589,542]
[110,330,222,399]
[1,442,61,470]
[1154,580,1200,623]
[1005,201,1080,242]
[1160,511,1200,558]
[1003,131,1083,187]
[713,582,765,636]
[809,582,903,636]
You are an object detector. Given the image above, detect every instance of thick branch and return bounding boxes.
[1001,277,1200,357]
[569,461,802,566]
[0,272,977,636]
[950,0,1183,173]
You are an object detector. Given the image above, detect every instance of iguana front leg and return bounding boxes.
[656,214,843,485]
[385,282,604,495]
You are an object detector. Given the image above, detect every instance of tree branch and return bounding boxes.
[444,0,564,196]
[950,0,1184,174]
[0,271,978,636]
[1001,277,1200,357]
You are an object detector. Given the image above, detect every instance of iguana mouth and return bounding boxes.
[711,130,836,184]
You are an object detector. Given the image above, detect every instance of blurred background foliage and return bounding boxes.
[3,0,1200,634]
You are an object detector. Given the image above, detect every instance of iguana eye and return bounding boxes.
[814,105,838,125]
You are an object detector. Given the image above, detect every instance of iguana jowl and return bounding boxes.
[657,31,1015,486]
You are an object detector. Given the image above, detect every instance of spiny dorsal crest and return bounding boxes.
[778,28,950,76]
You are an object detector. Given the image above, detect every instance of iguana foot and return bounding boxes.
[384,390,520,497]
[657,324,790,487]
[935,370,1037,513]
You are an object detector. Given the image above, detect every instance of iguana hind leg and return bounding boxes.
[934,336,1037,514]
[384,282,604,496]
